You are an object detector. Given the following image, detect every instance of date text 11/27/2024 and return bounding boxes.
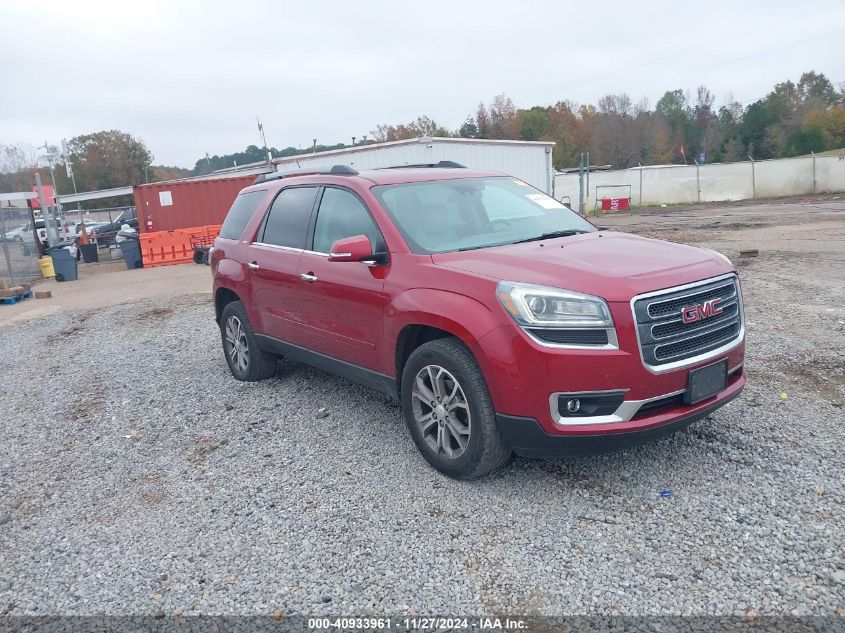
[307,617,528,630]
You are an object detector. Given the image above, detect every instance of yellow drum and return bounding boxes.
[39,256,55,278]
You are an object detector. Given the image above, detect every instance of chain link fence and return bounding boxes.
[0,205,40,292]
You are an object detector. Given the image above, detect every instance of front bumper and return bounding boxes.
[497,372,745,457]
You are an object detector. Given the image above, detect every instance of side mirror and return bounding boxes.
[327,234,373,262]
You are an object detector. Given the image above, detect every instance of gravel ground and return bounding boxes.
[1,205,843,618]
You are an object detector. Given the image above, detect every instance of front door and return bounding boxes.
[297,186,389,372]
[247,185,319,345]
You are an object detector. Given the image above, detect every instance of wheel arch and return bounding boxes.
[214,286,241,323]
[390,289,503,398]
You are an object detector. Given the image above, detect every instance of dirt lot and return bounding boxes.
[0,262,211,325]
[0,198,843,618]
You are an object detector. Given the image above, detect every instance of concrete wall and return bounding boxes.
[554,153,845,209]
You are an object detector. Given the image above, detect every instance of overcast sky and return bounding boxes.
[2,0,843,168]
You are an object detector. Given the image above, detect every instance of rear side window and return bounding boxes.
[260,186,319,249]
[219,190,266,240]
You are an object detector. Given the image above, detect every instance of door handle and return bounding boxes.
[247,262,260,270]
[299,272,318,283]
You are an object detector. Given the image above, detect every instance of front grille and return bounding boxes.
[652,302,739,339]
[633,275,743,368]
[529,328,609,345]
[647,282,735,318]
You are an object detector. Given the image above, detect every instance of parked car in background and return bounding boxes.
[212,163,746,479]
[72,219,109,235]
[92,208,138,246]
[1,224,29,242]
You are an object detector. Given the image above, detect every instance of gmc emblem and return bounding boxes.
[682,298,723,324]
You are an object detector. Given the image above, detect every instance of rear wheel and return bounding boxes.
[220,301,277,381]
[401,338,511,479]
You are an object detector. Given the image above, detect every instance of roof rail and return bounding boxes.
[377,161,466,170]
[253,164,358,184]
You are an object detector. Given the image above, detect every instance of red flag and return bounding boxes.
[680,146,686,156]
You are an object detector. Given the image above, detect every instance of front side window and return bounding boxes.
[312,187,382,253]
[219,190,266,240]
[372,177,595,254]
[260,186,319,249]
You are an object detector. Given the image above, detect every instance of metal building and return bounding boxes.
[272,137,556,194]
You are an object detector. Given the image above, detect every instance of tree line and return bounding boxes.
[0,130,188,201]
[1,70,843,200]
[371,71,845,169]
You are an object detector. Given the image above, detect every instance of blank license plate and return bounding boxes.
[685,359,728,405]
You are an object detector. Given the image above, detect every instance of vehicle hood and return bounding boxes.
[432,232,733,302]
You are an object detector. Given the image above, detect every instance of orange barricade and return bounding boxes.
[139,224,223,268]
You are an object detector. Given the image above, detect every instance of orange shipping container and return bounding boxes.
[133,175,256,233]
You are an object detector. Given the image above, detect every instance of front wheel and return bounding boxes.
[401,338,511,479]
[220,300,278,381]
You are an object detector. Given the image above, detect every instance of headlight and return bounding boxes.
[496,281,613,328]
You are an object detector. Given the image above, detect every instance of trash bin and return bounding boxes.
[79,243,99,263]
[50,247,79,282]
[118,239,143,269]
[39,256,56,278]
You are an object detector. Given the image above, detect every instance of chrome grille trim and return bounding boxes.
[630,273,744,373]
[647,281,737,318]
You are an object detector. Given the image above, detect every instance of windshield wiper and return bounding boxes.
[455,230,590,252]
[511,229,590,245]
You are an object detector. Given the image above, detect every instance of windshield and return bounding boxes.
[372,177,594,254]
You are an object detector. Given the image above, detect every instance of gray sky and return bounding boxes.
[2,0,843,168]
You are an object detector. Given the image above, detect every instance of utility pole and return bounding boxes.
[638,163,643,207]
[35,173,58,248]
[748,155,756,199]
[694,158,701,203]
[41,140,63,218]
[585,151,591,212]
[578,153,585,216]
[61,139,80,211]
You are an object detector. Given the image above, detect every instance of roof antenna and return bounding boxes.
[257,116,271,163]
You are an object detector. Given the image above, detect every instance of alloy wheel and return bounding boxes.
[224,315,249,373]
[411,364,471,459]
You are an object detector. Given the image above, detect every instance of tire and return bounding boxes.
[219,300,278,381]
[401,337,512,479]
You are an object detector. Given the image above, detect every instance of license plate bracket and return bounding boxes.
[684,359,728,405]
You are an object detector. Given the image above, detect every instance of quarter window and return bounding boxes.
[260,186,319,249]
[312,187,382,253]
[219,190,266,240]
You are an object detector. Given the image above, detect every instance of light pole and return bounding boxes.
[61,139,80,211]
[40,141,62,217]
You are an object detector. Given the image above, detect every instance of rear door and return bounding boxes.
[297,186,389,371]
[247,186,319,344]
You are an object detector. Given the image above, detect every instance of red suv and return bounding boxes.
[211,163,745,478]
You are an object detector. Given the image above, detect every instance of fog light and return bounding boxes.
[556,391,626,418]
